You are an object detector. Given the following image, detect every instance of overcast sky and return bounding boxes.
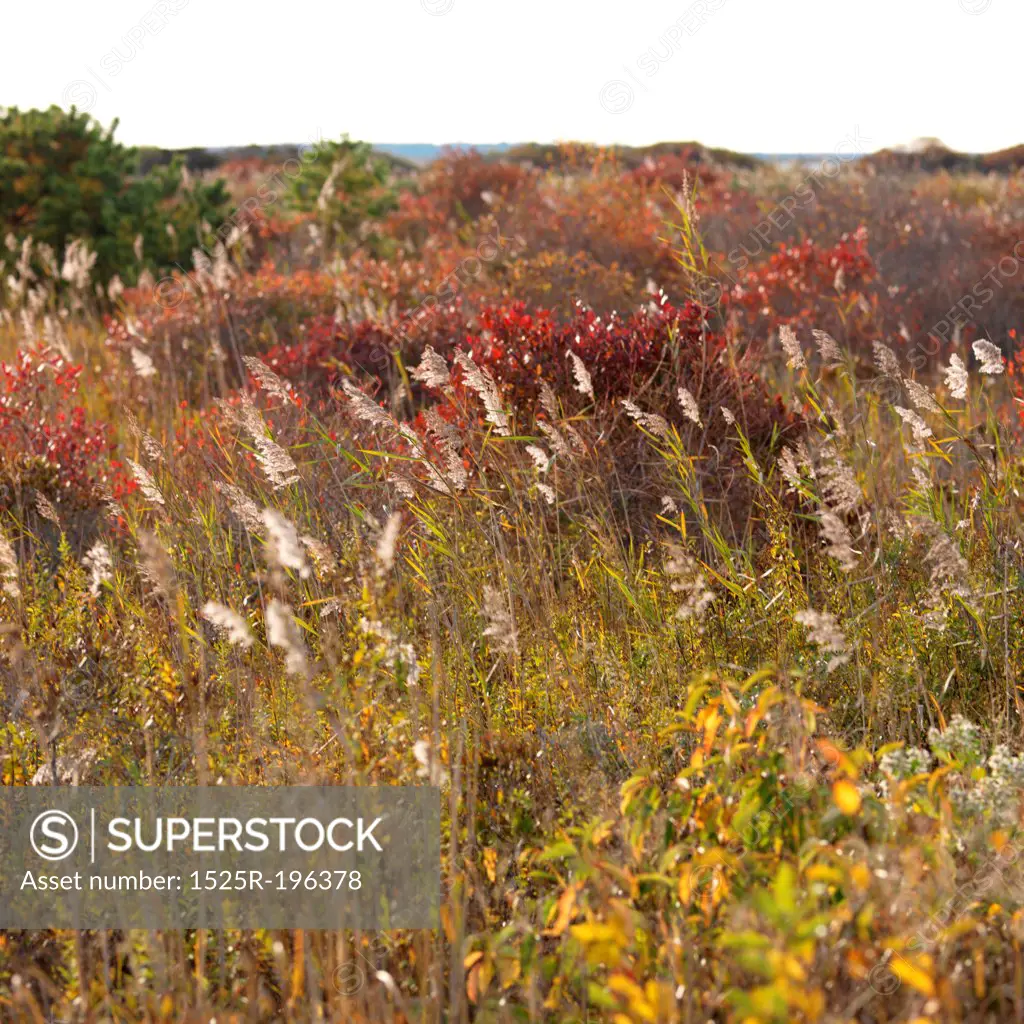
[2,0,1018,154]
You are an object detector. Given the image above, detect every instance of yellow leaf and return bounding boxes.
[891,956,935,997]
[544,884,578,936]
[483,846,497,883]
[833,779,862,816]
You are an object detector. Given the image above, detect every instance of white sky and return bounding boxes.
[1,0,1018,154]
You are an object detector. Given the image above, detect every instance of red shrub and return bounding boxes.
[0,348,127,508]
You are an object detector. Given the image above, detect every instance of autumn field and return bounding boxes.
[3,107,1024,1022]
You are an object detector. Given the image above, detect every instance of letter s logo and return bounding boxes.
[30,810,79,861]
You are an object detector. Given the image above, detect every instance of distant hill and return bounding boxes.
[134,140,1024,177]
[862,140,1024,174]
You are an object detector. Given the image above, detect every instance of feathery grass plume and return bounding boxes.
[126,410,163,462]
[423,408,468,490]
[137,530,175,598]
[779,324,806,371]
[202,601,254,649]
[340,378,395,431]
[215,480,264,532]
[244,356,296,405]
[677,386,702,427]
[569,351,594,399]
[539,380,560,420]
[536,482,556,505]
[127,459,165,506]
[622,399,669,439]
[972,338,1004,375]
[812,329,844,369]
[0,528,20,599]
[893,406,933,442]
[455,352,511,435]
[236,393,300,489]
[375,512,402,573]
[482,585,518,655]
[721,406,736,426]
[539,379,584,453]
[872,341,902,379]
[915,519,973,630]
[360,617,421,686]
[661,495,680,516]
[537,419,572,460]
[265,598,309,676]
[664,544,715,626]
[904,378,942,415]
[395,422,454,494]
[823,395,847,437]
[778,449,799,490]
[34,492,60,525]
[880,507,911,542]
[82,541,112,597]
[413,738,450,788]
[301,536,336,576]
[817,443,861,514]
[819,510,857,571]
[262,508,310,579]
[944,354,968,400]
[794,608,851,672]
[410,346,451,390]
[60,238,97,290]
[525,445,550,472]
[130,347,156,379]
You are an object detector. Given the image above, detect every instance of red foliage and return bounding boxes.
[724,228,875,330]
[0,348,127,507]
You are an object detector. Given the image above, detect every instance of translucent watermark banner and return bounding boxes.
[0,786,440,929]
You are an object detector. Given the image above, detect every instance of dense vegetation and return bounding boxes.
[0,106,231,289]
[2,113,1024,1022]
